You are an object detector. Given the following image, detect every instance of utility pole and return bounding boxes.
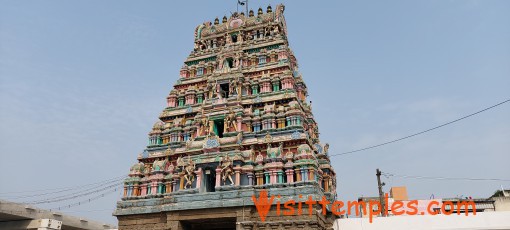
[237,0,249,16]
[376,168,386,216]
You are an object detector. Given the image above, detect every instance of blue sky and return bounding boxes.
[1,0,509,225]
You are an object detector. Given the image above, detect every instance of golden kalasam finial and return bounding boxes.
[222,15,228,23]
[214,17,219,25]
[249,9,254,17]
[267,5,272,13]
[258,7,263,15]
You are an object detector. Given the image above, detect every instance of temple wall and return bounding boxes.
[117,206,335,230]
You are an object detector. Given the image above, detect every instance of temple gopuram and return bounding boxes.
[114,4,337,230]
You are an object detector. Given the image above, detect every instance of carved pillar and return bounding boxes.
[179,175,184,190]
[236,117,242,132]
[264,171,270,184]
[277,171,283,183]
[196,124,201,137]
[195,167,202,189]
[134,185,139,196]
[123,186,127,197]
[295,168,301,182]
[151,182,157,195]
[172,178,178,192]
[302,168,308,181]
[309,168,315,182]
[141,183,147,196]
[324,176,329,192]
[318,174,323,188]
[247,171,254,186]
[165,181,172,193]
[234,165,242,186]
[215,167,222,187]
[247,121,252,132]
[255,172,262,185]
[286,169,294,183]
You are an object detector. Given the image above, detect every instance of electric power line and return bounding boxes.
[382,172,510,182]
[4,176,126,202]
[28,182,123,204]
[0,185,122,218]
[56,208,116,213]
[0,174,126,197]
[329,98,510,157]
[49,185,122,211]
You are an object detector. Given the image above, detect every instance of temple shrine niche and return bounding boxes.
[115,4,337,230]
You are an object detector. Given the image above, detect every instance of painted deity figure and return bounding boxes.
[230,77,240,96]
[200,117,209,136]
[208,120,215,136]
[256,152,264,164]
[264,26,271,37]
[167,163,175,173]
[225,33,232,44]
[234,57,239,68]
[266,142,283,158]
[173,117,184,127]
[176,156,185,167]
[208,81,218,99]
[273,25,280,35]
[264,102,276,113]
[220,155,234,185]
[249,145,255,162]
[183,157,195,189]
[224,109,238,133]
[238,31,244,43]
[152,158,167,172]
[185,136,194,149]
[222,59,231,73]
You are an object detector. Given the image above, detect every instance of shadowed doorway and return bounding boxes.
[181,217,236,230]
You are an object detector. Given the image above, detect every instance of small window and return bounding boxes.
[258,56,266,65]
[227,58,234,68]
[220,83,230,98]
[213,119,224,137]
[197,68,204,76]
[252,85,259,95]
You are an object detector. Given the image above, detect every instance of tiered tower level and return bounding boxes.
[115,5,337,230]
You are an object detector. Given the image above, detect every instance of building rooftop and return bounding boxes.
[0,199,116,230]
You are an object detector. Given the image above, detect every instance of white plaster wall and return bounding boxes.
[494,197,510,211]
[334,211,510,230]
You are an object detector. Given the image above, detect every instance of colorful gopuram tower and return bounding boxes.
[114,4,337,230]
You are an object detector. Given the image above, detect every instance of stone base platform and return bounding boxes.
[115,184,336,230]
[116,206,335,230]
